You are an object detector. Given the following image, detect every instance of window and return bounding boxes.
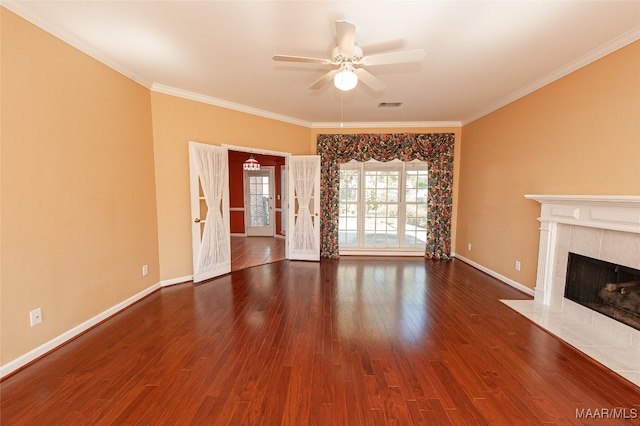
[338,160,429,251]
[338,169,359,244]
[363,167,400,245]
[248,174,270,226]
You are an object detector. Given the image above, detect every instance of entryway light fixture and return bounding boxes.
[334,63,358,91]
[243,155,260,171]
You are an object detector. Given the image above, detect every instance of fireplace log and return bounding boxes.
[603,280,640,292]
[599,286,640,313]
[599,287,623,304]
[621,285,640,295]
[619,292,640,313]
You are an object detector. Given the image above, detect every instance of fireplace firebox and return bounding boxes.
[565,253,640,331]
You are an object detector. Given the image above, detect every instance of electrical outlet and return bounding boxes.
[467,243,472,251]
[515,260,521,271]
[30,308,42,327]
[142,265,149,276]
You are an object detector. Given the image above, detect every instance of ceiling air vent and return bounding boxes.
[378,102,403,108]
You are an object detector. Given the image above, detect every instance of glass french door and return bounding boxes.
[287,155,320,261]
[188,142,231,282]
[244,167,275,236]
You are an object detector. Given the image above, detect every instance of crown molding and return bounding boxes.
[311,121,462,129]
[1,1,153,88]
[153,84,462,129]
[2,1,458,130]
[151,84,313,128]
[5,1,636,130]
[462,26,640,126]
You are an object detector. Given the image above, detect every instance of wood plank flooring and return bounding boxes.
[2,258,639,424]
[231,236,285,271]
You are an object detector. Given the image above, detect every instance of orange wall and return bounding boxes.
[456,41,640,290]
[150,93,310,281]
[1,9,160,365]
[150,98,462,282]
[5,1,636,373]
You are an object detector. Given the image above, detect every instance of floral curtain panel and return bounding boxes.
[317,133,455,259]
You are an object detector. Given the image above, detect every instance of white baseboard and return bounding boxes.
[452,253,534,296]
[0,256,532,379]
[160,275,193,287]
[0,282,161,379]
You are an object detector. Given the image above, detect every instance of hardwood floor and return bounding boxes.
[2,258,639,424]
[231,236,285,271]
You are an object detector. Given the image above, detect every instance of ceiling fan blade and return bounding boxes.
[310,69,339,90]
[335,20,356,55]
[272,55,331,64]
[355,68,385,91]
[361,49,426,66]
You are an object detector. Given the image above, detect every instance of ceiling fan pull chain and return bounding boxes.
[340,91,344,128]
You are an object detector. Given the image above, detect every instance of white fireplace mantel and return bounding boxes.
[525,194,640,306]
[502,195,640,386]
[525,194,640,235]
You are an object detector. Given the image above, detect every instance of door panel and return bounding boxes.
[244,167,275,237]
[287,155,320,261]
[189,142,231,282]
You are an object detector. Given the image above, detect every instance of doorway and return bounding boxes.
[189,144,321,277]
[228,149,287,271]
[244,167,275,237]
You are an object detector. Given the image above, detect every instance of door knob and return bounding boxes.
[194,218,201,223]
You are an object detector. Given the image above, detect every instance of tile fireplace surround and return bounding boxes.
[502,195,640,386]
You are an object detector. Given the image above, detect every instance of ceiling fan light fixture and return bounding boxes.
[334,65,358,91]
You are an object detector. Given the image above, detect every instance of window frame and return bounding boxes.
[338,159,428,254]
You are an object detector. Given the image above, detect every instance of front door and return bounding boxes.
[244,167,275,236]
[188,142,231,282]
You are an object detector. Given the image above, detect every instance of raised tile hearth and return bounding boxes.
[504,195,640,386]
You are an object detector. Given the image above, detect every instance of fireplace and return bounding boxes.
[523,195,640,309]
[565,253,640,331]
[501,195,640,386]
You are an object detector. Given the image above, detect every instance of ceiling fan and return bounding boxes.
[272,20,426,92]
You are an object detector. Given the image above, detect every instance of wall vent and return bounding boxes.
[378,102,403,107]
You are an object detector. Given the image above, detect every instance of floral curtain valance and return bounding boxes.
[317,133,455,259]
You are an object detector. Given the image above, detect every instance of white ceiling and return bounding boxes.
[4,1,639,127]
